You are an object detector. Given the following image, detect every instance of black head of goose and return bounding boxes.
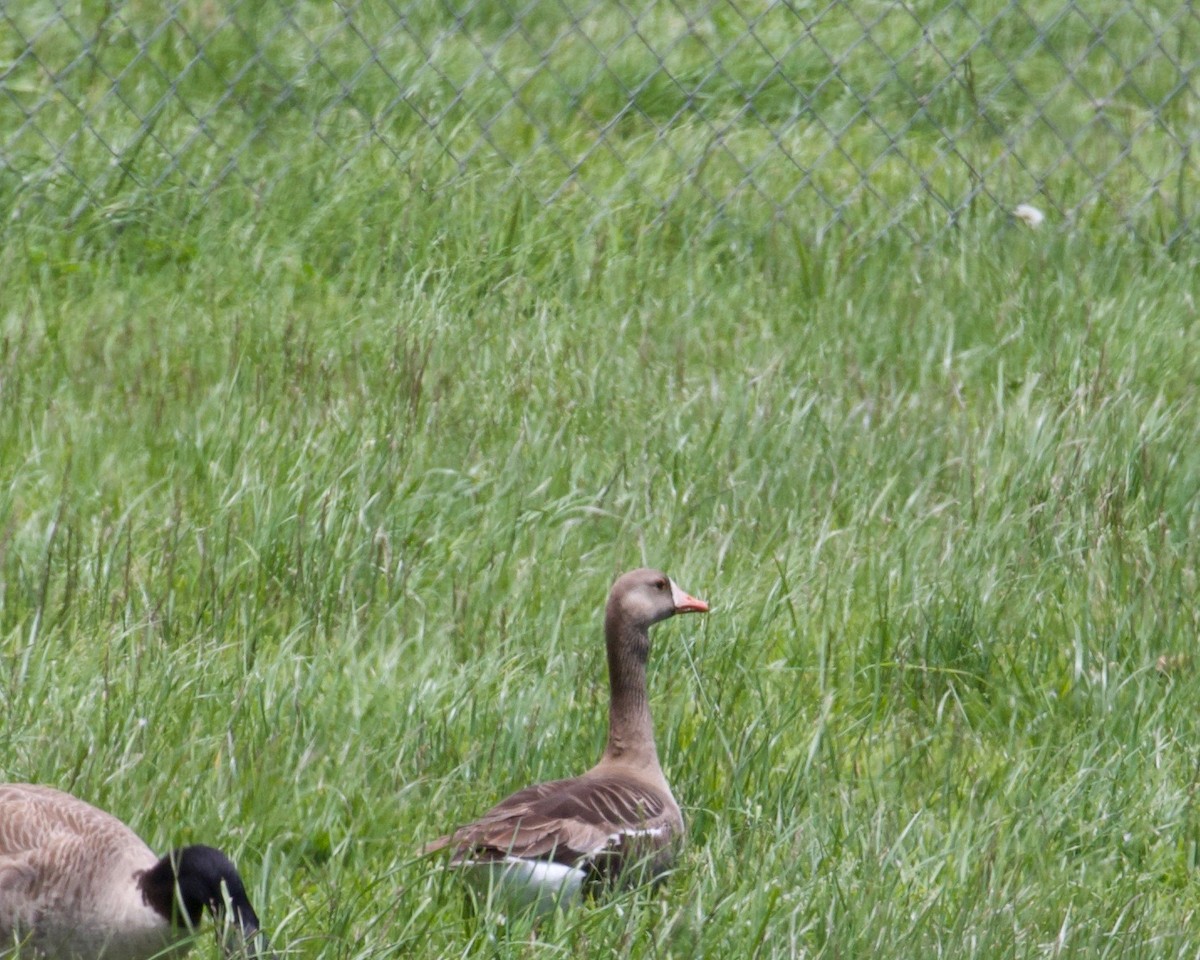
[0,783,271,960]
[427,567,709,915]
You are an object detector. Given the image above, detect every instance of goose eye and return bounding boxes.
[655,579,668,591]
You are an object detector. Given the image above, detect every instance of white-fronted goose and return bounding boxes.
[427,567,709,915]
[0,784,269,960]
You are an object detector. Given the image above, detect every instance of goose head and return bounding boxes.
[139,845,270,957]
[605,568,708,636]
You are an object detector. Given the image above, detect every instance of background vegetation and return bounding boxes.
[2,1,1199,957]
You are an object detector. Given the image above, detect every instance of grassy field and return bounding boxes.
[3,1,1200,958]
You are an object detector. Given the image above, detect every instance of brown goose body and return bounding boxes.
[0,784,266,960]
[428,568,708,915]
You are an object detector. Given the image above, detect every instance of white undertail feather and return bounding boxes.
[458,858,586,916]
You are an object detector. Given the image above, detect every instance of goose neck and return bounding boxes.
[601,617,660,768]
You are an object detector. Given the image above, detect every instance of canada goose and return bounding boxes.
[0,784,269,960]
[426,567,709,915]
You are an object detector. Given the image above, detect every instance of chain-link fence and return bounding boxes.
[2,0,1196,244]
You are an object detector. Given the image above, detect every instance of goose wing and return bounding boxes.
[0,785,118,933]
[430,775,678,874]
[0,785,154,887]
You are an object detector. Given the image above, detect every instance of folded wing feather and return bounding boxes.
[429,775,672,878]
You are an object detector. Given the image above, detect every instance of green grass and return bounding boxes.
[2,0,1196,238]
[3,1,1200,958]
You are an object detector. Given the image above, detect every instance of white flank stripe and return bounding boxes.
[606,824,668,844]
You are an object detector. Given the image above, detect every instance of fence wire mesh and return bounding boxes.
[2,0,1197,244]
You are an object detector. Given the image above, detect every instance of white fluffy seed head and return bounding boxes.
[1014,203,1045,228]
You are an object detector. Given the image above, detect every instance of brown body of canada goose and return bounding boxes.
[0,784,268,960]
[427,568,709,915]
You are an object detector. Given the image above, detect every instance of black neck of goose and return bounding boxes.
[602,615,659,767]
